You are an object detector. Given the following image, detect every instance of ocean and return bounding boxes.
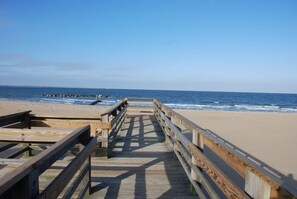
[0,85,297,113]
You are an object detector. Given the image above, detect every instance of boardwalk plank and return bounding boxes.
[90,114,196,199]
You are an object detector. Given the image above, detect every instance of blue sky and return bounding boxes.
[0,1,296,93]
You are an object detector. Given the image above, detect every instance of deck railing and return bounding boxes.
[0,125,96,199]
[99,97,128,157]
[0,111,31,128]
[153,99,297,199]
[29,115,103,137]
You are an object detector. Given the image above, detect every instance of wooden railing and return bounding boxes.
[153,99,297,199]
[29,115,103,137]
[0,111,31,128]
[99,97,128,157]
[0,125,96,199]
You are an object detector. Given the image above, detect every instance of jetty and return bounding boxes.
[0,98,296,199]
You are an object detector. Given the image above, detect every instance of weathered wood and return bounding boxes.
[0,125,90,196]
[108,108,127,154]
[30,114,102,120]
[174,139,220,199]
[154,99,297,199]
[162,122,219,199]
[110,105,128,127]
[90,113,196,199]
[245,169,271,199]
[200,131,293,198]
[0,143,17,152]
[101,115,109,149]
[203,129,297,198]
[39,138,95,199]
[191,128,202,194]
[30,119,106,136]
[0,128,71,135]
[128,101,154,105]
[188,144,249,199]
[0,133,65,143]
[2,169,39,199]
[100,97,128,117]
[0,111,31,127]
[6,147,30,158]
[30,119,107,129]
[156,107,248,199]
[2,120,30,129]
[170,139,207,199]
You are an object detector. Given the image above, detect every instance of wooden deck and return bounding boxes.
[1,98,297,199]
[90,113,196,199]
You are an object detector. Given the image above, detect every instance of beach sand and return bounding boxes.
[0,100,109,117]
[175,109,297,188]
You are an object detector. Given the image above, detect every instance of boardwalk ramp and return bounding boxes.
[1,97,297,199]
[90,112,196,198]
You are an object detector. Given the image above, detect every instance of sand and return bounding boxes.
[0,100,110,117]
[175,109,297,189]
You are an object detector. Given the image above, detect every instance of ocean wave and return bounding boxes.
[165,103,233,110]
[1,97,296,113]
[164,103,297,112]
[38,98,95,105]
[97,99,119,106]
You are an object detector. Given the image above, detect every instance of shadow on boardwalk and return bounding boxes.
[90,114,196,199]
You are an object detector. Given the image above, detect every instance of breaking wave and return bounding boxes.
[164,103,297,112]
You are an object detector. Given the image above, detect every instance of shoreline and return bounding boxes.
[1,98,297,114]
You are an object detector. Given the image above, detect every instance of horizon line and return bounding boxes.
[1,84,296,95]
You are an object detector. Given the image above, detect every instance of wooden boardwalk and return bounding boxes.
[1,98,297,199]
[90,113,196,199]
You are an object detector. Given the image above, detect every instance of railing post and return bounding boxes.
[190,128,204,195]
[88,155,92,196]
[8,171,39,199]
[96,114,110,158]
[103,114,110,154]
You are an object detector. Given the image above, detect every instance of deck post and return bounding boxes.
[190,128,204,195]
[88,156,92,196]
[23,143,33,157]
[96,114,110,158]
[7,170,39,199]
[171,115,182,159]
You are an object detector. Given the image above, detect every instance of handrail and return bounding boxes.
[29,114,102,120]
[0,125,96,198]
[98,97,129,157]
[100,97,128,117]
[127,97,155,101]
[0,111,31,128]
[153,99,297,199]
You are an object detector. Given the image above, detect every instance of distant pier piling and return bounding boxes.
[42,93,110,98]
[41,93,109,105]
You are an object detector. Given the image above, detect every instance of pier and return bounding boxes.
[0,98,296,199]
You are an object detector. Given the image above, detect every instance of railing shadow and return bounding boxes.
[205,128,297,193]
[91,114,193,198]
